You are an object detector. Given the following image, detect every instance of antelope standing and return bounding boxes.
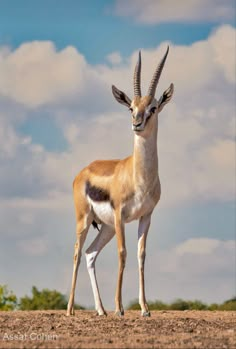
[67,47,174,317]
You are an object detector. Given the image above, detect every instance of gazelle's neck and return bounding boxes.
[133,123,158,188]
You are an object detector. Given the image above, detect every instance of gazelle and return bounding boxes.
[67,46,174,317]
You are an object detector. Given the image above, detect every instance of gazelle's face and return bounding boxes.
[111,47,174,133]
[130,96,158,133]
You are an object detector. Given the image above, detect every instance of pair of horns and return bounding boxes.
[133,46,169,98]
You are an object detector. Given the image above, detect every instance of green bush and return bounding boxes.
[127,299,141,310]
[208,303,219,311]
[19,286,84,310]
[218,297,236,311]
[170,299,190,310]
[170,299,207,310]
[148,300,169,310]
[127,297,236,311]
[0,285,17,311]
[128,299,169,311]
[187,300,207,310]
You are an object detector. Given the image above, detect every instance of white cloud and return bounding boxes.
[0,41,87,107]
[175,238,221,255]
[156,239,235,278]
[209,25,236,83]
[113,0,235,24]
[0,116,19,158]
[106,51,122,65]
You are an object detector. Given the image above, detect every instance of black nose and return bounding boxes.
[133,122,142,128]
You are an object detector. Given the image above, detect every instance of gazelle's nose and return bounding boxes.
[133,121,142,128]
[132,120,144,132]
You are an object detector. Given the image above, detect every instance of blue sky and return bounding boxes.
[0,0,233,64]
[0,0,235,309]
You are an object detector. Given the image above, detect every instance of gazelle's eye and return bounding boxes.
[150,107,157,114]
[129,107,133,113]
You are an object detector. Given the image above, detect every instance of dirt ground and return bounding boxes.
[0,310,235,349]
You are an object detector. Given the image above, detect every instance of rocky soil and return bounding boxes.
[0,310,235,348]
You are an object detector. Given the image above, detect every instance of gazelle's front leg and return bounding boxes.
[138,213,151,316]
[114,212,126,316]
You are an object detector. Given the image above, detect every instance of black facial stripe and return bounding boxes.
[85,181,110,202]
[150,107,157,113]
[145,112,152,123]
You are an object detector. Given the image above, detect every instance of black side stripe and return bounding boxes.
[85,181,110,202]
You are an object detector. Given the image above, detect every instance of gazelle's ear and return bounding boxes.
[158,83,174,113]
[112,85,131,108]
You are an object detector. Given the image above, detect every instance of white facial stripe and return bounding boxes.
[134,106,139,116]
[146,100,157,114]
[143,103,157,122]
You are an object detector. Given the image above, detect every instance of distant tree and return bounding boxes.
[127,299,140,310]
[0,285,17,311]
[19,286,84,310]
[170,299,190,310]
[126,297,236,311]
[127,298,211,311]
[149,300,169,310]
[219,297,236,311]
[209,297,236,311]
[208,303,219,311]
[187,300,207,310]
[127,299,169,310]
[170,299,208,310]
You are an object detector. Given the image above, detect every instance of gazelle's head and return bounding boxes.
[112,47,174,135]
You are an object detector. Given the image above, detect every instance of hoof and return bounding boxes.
[115,310,124,316]
[96,310,107,316]
[66,310,75,317]
[142,311,151,317]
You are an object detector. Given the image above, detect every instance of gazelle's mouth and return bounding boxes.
[132,125,144,132]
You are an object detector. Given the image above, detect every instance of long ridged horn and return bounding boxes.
[148,46,169,97]
[133,50,142,97]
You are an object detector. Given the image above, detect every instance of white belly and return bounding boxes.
[88,192,157,226]
[89,199,114,226]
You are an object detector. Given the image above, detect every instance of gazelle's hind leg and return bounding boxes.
[85,224,115,315]
[67,209,92,316]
